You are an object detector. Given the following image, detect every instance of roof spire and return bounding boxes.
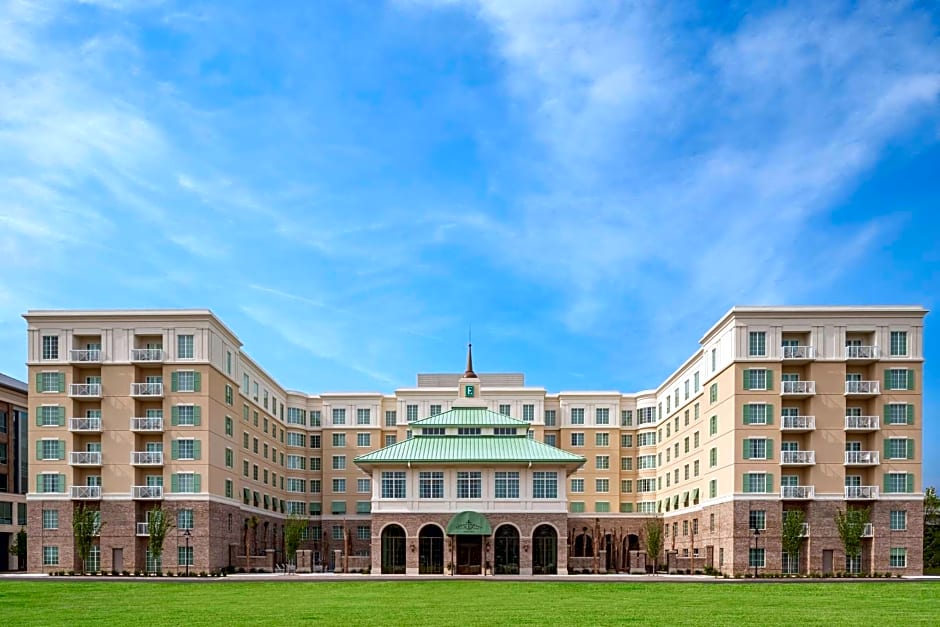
[464,328,477,378]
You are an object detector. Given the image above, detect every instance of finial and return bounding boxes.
[464,336,477,379]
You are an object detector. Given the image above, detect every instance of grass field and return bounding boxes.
[0,580,937,626]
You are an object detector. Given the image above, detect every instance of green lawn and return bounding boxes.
[0,580,936,626]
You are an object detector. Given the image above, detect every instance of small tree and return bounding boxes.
[835,507,870,574]
[72,504,104,574]
[925,487,940,572]
[284,514,307,567]
[643,518,663,573]
[8,527,27,570]
[147,508,175,574]
[780,510,805,574]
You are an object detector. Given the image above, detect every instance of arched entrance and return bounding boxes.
[446,511,492,575]
[573,533,593,557]
[532,525,557,575]
[381,524,406,574]
[604,534,614,572]
[494,525,520,575]
[622,534,640,571]
[419,525,444,574]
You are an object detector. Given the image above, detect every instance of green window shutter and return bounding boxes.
[193,440,201,460]
[743,370,752,391]
[766,439,773,460]
[57,373,65,393]
[171,474,179,493]
[36,475,42,493]
[193,406,201,426]
[884,439,889,459]
[766,404,774,425]
[57,441,65,460]
[58,475,66,492]
[171,406,179,426]
[171,372,179,392]
[742,474,749,493]
[884,369,890,389]
[907,474,914,493]
[35,411,43,427]
[171,440,180,460]
[907,440,914,460]
[907,404,915,425]
[883,473,889,494]
[57,406,65,427]
[35,373,42,392]
[35,441,42,460]
[743,405,751,425]
[765,473,773,493]
[193,372,201,392]
[766,370,773,391]
[743,444,750,461]
[194,474,202,492]
[882,404,888,425]
[907,370,915,391]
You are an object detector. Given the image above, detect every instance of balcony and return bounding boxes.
[69,349,101,363]
[781,415,815,432]
[68,383,102,398]
[68,417,102,432]
[845,345,879,362]
[131,451,164,466]
[130,382,164,397]
[845,380,880,397]
[130,417,164,432]
[136,522,150,536]
[781,485,815,499]
[132,485,163,500]
[845,451,880,466]
[71,485,102,500]
[861,523,874,538]
[781,380,815,396]
[845,415,880,432]
[782,345,815,362]
[70,451,102,466]
[845,485,879,499]
[781,450,815,465]
[131,348,164,362]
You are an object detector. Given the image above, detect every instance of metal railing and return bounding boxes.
[845,380,880,395]
[845,485,879,499]
[69,417,102,432]
[71,485,102,499]
[845,451,879,465]
[70,451,102,465]
[781,450,815,465]
[782,345,815,360]
[132,485,163,499]
[845,415,879,430]
[781,380,815,395]
[130,417,164,432]
[131,382,164,397]
[131,348,164,362]
[69,349,101,362]
[131,451,164,465]
[845,345,879,359]
[781,485,814,499]
[781,415,815,430]
[68,383,101,397]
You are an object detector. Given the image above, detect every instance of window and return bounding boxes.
[456,471,482,499]
[709,479,717,499]
[356,433,371,447]
[310,435,321,449]
[636,479,655,493]
[570,478,584,493]
[885,472,912,493]
[595,432,609,447]
[381,471,406,498]
[890,548,907,568]
[637,454,656,469]
[287,407,306,426]
[332,408,346,425]
[693,460,700,477]
[693,432,700,448]
[749,510,766,531]
[886,438,913,460]
[286,432,306,447]
[744,473,769,494]
[570,433,584,447]
[419,472,444,499]
[498,404,510,416]
[224,416,233,436]
[890,510,907,531]
[494,471,520,499]
[457,428,481,436]
[177,335,194,359]
[385,411,397,427]
[173,405,198,426]
[43,546,59,566]
[357,478,371,493]
[42,335,59,360]
[596,479,609,493]
[310,480,321,493]
[684,380,690,400]
[709,383,718,403]
[384,435,396,447]
[332,479,346,493]
[637,432,656,447]
[39,439,63,460]
[331,525,345,540]
[42,509,58,529]
[570,502,585,513]
[744,403,769,425]
[694,372,700,393]
[39,372,63,393]
[743,369,770,390]
[749,548,765,569]
[178,546,194,567]
[621,410,633,426]
[544,433,557,447]
[332,433,346,448]
[711,348,717,371]
[709,415,718,436]
[684,437,690,453]
[710,447,717,468]
[596,408,610,424]
[621,456,632,471]
[886,368,913,390]
[570,408,584,425]
[532,471,557,499]
[890,331,908,357]
[746,438,768,460]
[637,407,655,425]
[332,455,346,470]
[406,405,418,422]
[177,509,194,530]
[621,480,632,493]
[224,448,233,468]
[39,405,62,427]
[357,408,371,425]
[522,404,535,422]
[595,455,609,470]
[748,331,766,357]
[174,473,199,493]
[886,403,913,426]
[357,525,370,541]
[544,410,557,426]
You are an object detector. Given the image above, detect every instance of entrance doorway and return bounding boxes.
[532,525,557,575]
[112,548,123,573]
[455,535,483,575]
[418,525,444,574]
[381,525,406,574]
[822,550,833,574]
[494,525,520,575]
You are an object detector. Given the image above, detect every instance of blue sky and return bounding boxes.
[0,1,938,484]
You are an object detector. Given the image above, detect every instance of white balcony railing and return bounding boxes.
[132,485,163,500]
[70,451,102,466]
[71,485,101,499]
[131,348,164,362]
[845,415,880,431]
[781,380,815,395]
[861,523,874,537]
[845,451,879,465]
[845,485,879,499]
[781,485,815,499]
[781,450,815,465]
[69,349,101,363]
[68,417,102,432]
[68,383,102,398]
[845,380,880,395]
[781,415,815,431]
[782,345,815,360]
[845,345,879,360]
[136,522,150,536]
[130,382,164,397]
[131,451,164,466]
[130,417,164,432]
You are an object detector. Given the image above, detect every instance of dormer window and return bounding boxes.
[493,428,517,436]
[457,428,481,436]
[422,428,445,436]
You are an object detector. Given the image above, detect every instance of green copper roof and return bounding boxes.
[354,435,585,467]
[412,407,529,428]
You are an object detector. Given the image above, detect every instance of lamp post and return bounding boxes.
[183,529,192,576]
[752,528,760,578]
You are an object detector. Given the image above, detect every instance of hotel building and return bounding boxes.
[1,372,29,571]
[23,306,926,575]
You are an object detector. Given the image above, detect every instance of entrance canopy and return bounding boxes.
[446,511,492,536]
